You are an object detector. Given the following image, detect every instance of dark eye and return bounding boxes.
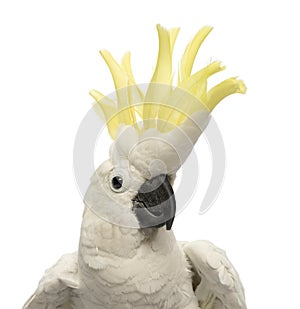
[111,176,123,191]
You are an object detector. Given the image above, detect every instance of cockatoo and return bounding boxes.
[24,25,247,309]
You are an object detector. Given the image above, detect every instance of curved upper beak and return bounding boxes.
[132,174,176,230]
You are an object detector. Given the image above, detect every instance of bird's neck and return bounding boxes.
[78,207,176,262]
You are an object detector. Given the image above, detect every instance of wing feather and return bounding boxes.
[23,253,80,309]
[182,240,246,309]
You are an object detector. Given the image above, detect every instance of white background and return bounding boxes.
[1,1,299,308]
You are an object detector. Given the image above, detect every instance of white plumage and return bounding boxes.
[24,25,247,309]
[24,158,246,309]
[24,219,245,308]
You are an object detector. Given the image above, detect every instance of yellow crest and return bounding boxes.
[90,25,246,139]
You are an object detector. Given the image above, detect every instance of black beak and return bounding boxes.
[132,174,176,230]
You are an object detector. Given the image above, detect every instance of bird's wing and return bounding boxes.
[23,253,80,309]
[182,240,246,309]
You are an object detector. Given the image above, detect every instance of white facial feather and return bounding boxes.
[84,159,145,229]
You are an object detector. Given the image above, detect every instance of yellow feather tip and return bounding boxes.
[91,25,246,139]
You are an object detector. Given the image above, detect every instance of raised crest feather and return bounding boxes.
[90,25,246,139]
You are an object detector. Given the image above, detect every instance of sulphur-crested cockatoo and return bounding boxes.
[24,25,247,309]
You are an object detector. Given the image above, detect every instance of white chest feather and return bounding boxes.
[77,209,197,309]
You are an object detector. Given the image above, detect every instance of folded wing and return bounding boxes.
[23,253,80,309]
[182,240,246,309]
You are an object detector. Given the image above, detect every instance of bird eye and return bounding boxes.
[110,175,124,192]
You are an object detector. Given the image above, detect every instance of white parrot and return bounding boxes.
[24,25,247,309]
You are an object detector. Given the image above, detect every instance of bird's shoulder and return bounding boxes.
[182,240,246,309]
[23,252,79,309]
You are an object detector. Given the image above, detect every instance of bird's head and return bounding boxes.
[85,25,246,231]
